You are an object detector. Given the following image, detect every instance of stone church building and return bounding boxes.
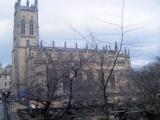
[12,0,131,103]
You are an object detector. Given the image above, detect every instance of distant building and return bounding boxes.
[12,0,131,102]
[0,63,12,92]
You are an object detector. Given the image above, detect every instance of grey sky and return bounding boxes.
[0,0,160,68]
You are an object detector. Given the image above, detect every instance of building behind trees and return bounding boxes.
[10,0,134,119]
[12,0,131,106]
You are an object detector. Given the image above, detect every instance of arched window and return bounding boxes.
[21,19,25,34]
[30,20,34,35]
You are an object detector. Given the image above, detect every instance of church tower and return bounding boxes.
[12,0,39,96]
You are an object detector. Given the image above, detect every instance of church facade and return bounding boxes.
[12,0,131,103]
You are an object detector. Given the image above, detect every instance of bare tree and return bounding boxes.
[130,58,160,120]
[18,0,146,119]
[24,45,91,120]
[69,0,129,119]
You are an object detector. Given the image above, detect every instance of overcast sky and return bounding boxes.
[0,0,160,68]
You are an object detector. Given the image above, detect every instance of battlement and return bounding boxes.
[28,40,130,59]
[15,0,38,12]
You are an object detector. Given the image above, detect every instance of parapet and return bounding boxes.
[15,0,38,13]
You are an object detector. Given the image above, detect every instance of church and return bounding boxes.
[12,0,131,104]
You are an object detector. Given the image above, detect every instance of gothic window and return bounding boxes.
[30,20,34,35]
[21,19,25,34]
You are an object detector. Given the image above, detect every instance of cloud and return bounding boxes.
[0,0,159,68]
[131,59,152,68]
[0,21,8,35]
[0,19,12,66]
